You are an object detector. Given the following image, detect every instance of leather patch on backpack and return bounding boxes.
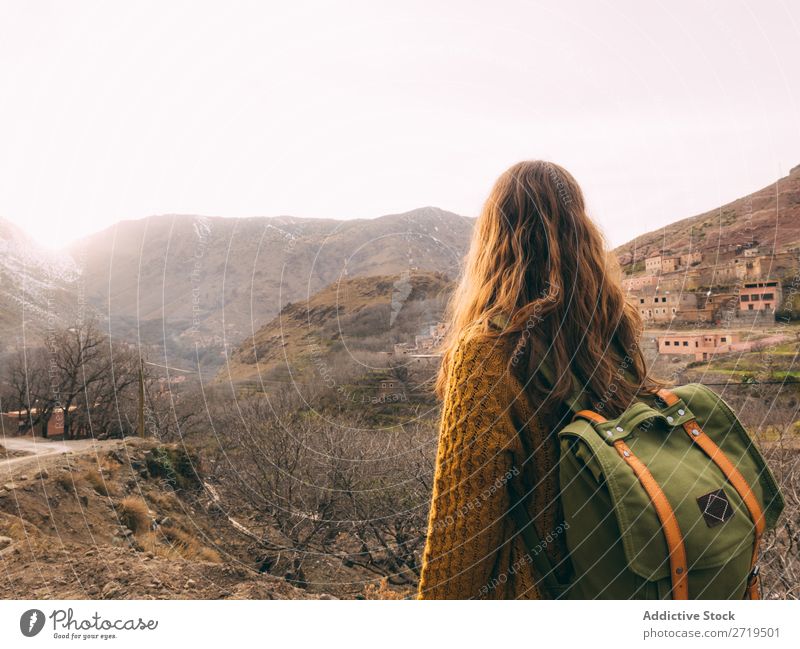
[697,489,734,527]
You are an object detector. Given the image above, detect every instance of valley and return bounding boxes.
[1,166,800,600]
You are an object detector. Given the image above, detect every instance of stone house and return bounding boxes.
[656,332,741,361]
[739,280,782,312]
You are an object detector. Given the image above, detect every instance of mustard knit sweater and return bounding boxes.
[417,333,569,599]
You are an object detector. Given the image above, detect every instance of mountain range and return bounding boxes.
[222,271,452,385]
[0,219,81,354]
[1,164,798,373]
[0,207,471,371]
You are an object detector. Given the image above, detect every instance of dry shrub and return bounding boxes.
[0,513,41,541]
[159,526,221,563]
[147,490,180,510]
[759,436,800,600]
[54,471,76,493]
[82,469,111,497]
[117,497,150,535]
[97,456,120,474]
[362,578,411,600]
[216,395,434,586]
[136,532,180,560]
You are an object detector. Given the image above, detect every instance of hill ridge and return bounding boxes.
[615,164,800,267]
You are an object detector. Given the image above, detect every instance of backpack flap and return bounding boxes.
[558,390,780,585]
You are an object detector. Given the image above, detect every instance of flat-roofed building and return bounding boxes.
[656,332,741,361]
[680,251,703,266]
[673,306,716,323]
[630,288,698,323]
[739,280,781,312]
[3,407,69,438]
[645,255,662,274]
[658,270,702,291]
[661,257,681,273]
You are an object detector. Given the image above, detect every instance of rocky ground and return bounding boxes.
[1,426,794,599]
[0,437,330,599]
[0,542,321,600]
[0,443,31,460]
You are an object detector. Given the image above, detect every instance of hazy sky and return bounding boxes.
[0,0,798,248]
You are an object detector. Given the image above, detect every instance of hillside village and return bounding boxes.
[621,243,798,361]
[623,246,795,323]
[375,240,799,400]
[383,237,799,380]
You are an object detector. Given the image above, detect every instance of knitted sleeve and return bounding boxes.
[417,336,519,599]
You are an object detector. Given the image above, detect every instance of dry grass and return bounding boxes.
[82,469,111,497]
[136,526,221,563]
[136,531,180,560]
[759,436,800,600]
[54,471,77,492]
[362,578,412,600]
[147,490,180,510]
[159,526,222,563]
[117,497,150,535]
[76,456,122,497]
[0,512,42,541]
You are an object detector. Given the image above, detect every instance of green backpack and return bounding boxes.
[510,380,785,600]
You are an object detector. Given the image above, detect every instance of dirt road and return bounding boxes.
[0,436,119,475]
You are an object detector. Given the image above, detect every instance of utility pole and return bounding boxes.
[136,360,192,439]
[138,357,145,438]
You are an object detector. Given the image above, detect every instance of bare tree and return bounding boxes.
[212,390,435,588]
[2,347,55,436]
[46,320,114,438]
[142,376,207,442]
[75,342,139,438]
[756,402,800,599]
[3,321,145,439]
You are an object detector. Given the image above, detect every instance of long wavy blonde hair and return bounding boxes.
[437,160,660,416]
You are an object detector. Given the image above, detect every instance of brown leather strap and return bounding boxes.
[745,570,761,600]
[573,409,608,424]
[613,439,689,599]
[656,388,681,407]
[658,389,765,599]
[574,406,689,599]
